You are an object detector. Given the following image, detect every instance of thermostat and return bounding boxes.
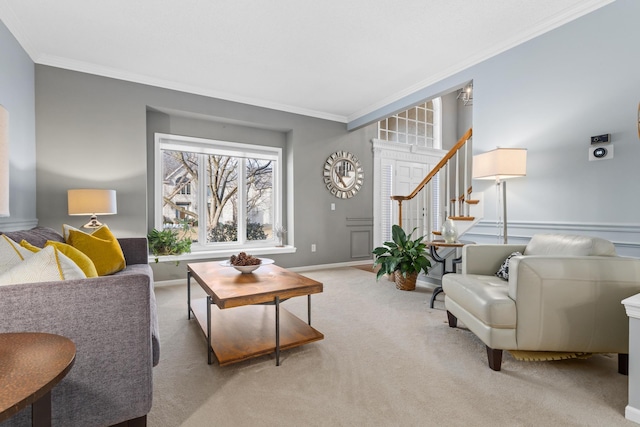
[593,147,607,158]
[590,134,610,144]
[589,144,613,161]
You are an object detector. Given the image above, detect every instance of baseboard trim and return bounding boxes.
[155,278,186,287]
[625,405,640,424]
[288,259,373,273]
[154,259,375,287]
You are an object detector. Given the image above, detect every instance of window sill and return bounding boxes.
[148,245,297,264]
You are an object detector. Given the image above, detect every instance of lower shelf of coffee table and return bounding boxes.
[191,297,324,366]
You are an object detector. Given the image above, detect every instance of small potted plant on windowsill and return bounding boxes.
[372,224,431,291]
[148,222,192,264]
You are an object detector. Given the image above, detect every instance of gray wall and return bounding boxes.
[34,66,376,279]
[471,0,640,251]
[440,92,458,150]
[352,0,640,254]
[4,0,640,276]
[0,20,36,229]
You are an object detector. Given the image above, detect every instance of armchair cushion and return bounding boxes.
[524,233,616,256]
[443,274,516,329]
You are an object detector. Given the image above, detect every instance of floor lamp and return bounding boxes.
[472,148,527,244]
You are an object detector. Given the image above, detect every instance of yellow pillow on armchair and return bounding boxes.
[66,225,126,276]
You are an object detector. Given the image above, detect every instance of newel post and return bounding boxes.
[390,196,404,228]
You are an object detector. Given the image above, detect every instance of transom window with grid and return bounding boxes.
[378,99,441,148]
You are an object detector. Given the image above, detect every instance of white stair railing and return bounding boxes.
[391,128,476,239]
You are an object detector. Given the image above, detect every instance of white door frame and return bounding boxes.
[371,139,446,248]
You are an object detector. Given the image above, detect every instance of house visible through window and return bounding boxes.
[154,133,282,250]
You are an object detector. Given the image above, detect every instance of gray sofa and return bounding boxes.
[0,227,159,427]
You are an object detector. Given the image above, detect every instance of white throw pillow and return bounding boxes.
[0,234,33,273]
[0,245,86,285]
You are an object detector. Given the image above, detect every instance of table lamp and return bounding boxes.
[68,189,117,228]
[472,148,527,243]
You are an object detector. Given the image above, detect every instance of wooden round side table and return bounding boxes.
[0,332,76,426]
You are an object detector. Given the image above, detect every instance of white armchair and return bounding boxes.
[442,234,640,372]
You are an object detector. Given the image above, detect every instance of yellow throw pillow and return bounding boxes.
[45,241,98,278]
[0,246,86,286]
[62,223,83,242]
[19,239,41,253]
[67,225,126,276]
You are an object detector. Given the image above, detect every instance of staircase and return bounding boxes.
[390,128,480,241]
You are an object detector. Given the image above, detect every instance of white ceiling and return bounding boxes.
[0,0,614,124]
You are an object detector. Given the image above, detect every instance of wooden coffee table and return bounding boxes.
[0,332,76,426]
[187,261,324,366]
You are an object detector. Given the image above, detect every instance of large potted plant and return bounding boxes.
[372,224,431,291]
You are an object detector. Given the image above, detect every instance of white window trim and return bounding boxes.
[154,132,287,255]
[432,97,442,150]
[371,139,447,248]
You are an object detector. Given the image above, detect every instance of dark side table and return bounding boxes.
[426,239,473,308]
[0,332,76,427]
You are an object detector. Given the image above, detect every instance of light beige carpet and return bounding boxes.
[149,267,634,426]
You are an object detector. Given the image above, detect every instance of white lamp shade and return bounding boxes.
[0,106,9,217]
[68,189,117,215]
[472,148,527,180]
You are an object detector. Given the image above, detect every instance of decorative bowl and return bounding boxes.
[220,258,274,274]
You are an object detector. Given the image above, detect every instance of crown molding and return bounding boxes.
[36,53,349,124]
[2,0,613,126]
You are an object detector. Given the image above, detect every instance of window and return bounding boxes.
[176,176,191,195]
[377,99,441,149]
[155,133,282,251]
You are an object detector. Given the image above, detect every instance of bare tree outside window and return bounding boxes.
[246,158,273,241]
[159,142,279,248]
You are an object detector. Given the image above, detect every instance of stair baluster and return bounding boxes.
[390,128,474,237]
